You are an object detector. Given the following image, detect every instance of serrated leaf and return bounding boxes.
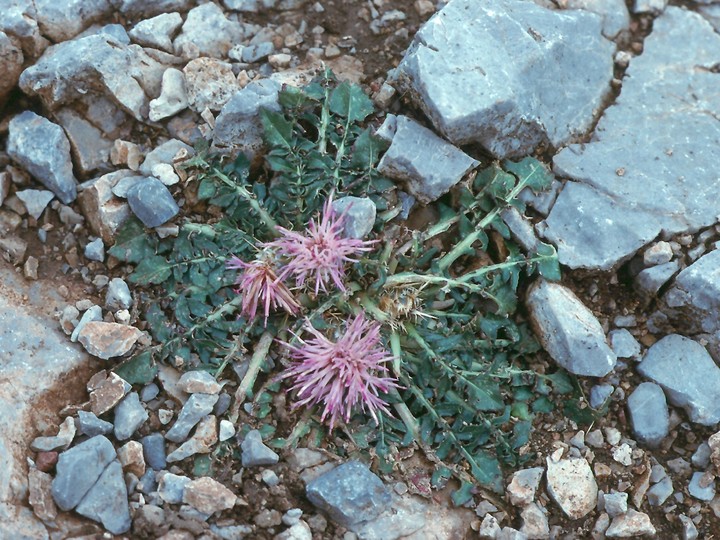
[113,351,157,385]
[329,82,374,123]
[503,156,554,193]
[108,218,156,263]
[261,108,294,150]
[129,255,172,285]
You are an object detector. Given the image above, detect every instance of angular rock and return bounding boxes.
[184,57,238,112]
[501,206,538,253]
[546,8,720,270]
[0,31,24,107]
[117,440,146,477]
[77,321,142,360]
[51,435,116,511]
[646,476,673,506]
[84,238,105,262]
[105,277,132,311]
[545,455,597,520]
[88,370,129,415]
[636,261,680,298]
[141,433,167,470]
[559,0,630,39]
[165,393,219,442]
[139,139,192,176]
[7,111,77,204]
[111,0,193,17]
[167,415,218,462]
[241,429,279,467]
[0,1,49,58]
[519,502,549,539]
[608,329,641,359]
[627,382,669,448]
[606,509,656,537]
[527,279,616,377]
[128,12,183,53]
[158,472,191,504]
[183,476,237,515]
[75,459,131,534]
[332,197,376,239]
[111,140,142,171]
[32,0,112,42]
[71,305,103,343]
[30,416,76,452]
[602,492,628,517]
[242,42,275,63]
[15,189,54,220]
[393,0,614,158]
[149,68,189,121]
[352,494,428,540]
[126,177,179,228]
[590,385,614,409]
[637,335,720,426]
[113,392,149,440]
[306,461,391,528]
[173,3,245,59]
[377,115,478,204]
[212,79,281,164]
[54,108,113,174]
[78,172,133,244]
[506,467,544,507]
[28,469,57,522]
[644,241,673,266]
[177,371,222,394]
[688,472,715,501]
[77,410,114,437]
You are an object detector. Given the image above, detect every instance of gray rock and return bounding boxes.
[177,371,222,394]
[158,472,191,504]
[605,510,656,537]
[590,385,614,409]
[113,392,149,440]
[646,476,673,506]
[223,0,277,12]
[501,207,538,253]
[15,189,54,220]
[183,57,238,112]
[138,469,157,494]
[393,0,614,158]
[110,0,193,18]
[241,429,280,467]
[70,304,102,342]
[128,13,183,53]
[214,392,232,416]
[526,279,616,377]
[332,197,376,239]
[212,79,281,163]
[140,383,160,402]
[633,0,667,14]
[627,382,669,448]
[173,3,245,59]
[31,416,76,452]
[33,0,112,42]
[680,514,699,540]
[139,139,192,176]
[54,107,113,174]
[692,442,711,469]
[305,461,391,528]
[242,42,275,63]
[149,68,188,121]
[166,415,217,462]
[51,435,116,511]
[377,115,478,204]
[84,238,105,262]
[559,0,630,39]
[77,410,114,437]
[545,456,597,520]
[644,241,673,266]
[165,393,219,443]
[19,31,150,121]
[105,277,132,311]
[0,31,23,108]
[636,261,680,297]
[688,472,715,501]
[699,4,720,32]
[126,177,179,228]
[602,492,627,517]
[7,111,78,204]
[608,329,641,359]
[637,335,720,426]
[141,433,167,470]
[546,8,720,270]
[75,459,131,534]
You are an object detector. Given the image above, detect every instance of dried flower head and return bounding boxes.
[265,197,375,295]
[227,255,301,325]
[278,313,399,429]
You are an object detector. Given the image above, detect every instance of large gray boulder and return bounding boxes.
[392,0,614,159]
[544,7,720,270]
[32,0,112,42]
[173,3,245,59]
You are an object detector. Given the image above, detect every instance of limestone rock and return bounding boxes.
[241,429,280,467]
[177,371,222,394]
[165,393,219,443]
[32,0,112,42]
[173,3,245,59]
[128,12,183,53]
[113,392,149,440]
[77,321,142,360]
[332,197,376,239]
[28,469,57,522]
[545,455,597,520]
[54,108,113,174]
[184,57,238,112]
[506,467,544,506]
[75,459,131,534]
[183,476,237,515]
[149,68,188,121]
[166,415,218,462]
[0,31,23,108]
[605,509,656,537]
[78,171,134,244]
[627,382,669,448]
[126,177,179,228]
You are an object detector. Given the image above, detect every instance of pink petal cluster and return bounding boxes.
[227,255,300,324]
[278,313,399,429]
[266,198,375,295]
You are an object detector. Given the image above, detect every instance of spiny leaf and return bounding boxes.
[260,108,294,150]
[108,217,156,264]
[503,156,554,192]
[129,255,172,285]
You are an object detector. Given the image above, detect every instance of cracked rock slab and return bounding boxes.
[393,0,614,158]
[545,7,720,270]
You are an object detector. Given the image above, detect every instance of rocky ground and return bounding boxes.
[2,0,720,539]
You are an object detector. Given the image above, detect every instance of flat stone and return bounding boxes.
[377,115,478,204]
[128,12,183,53]
[332,197,376,239]
[88,370,129,415]
[602,492,628,517]
[506,467,544,506]
[77,321,142,360]
[84,238,105,262]
[608,329,641,359]
[140,383,160,402]
[105,278,132,311]
[177,371,222,394]
[113,0,193,17]
[139,139,192,176]
[527,279,616,377]
[219,420,235,442]
[688,472,715,501]
[167,415,218,462]
[28,469,57,522]
[111,140,142,171]
[183,476,237,515]
[113,392,149,440]
[75,459,131,534]
[54,108,113,174]
[165,393,219,443]
[30,416,76,452]
[173,3,245,59]
[501,207,538,253]
[7,111,77,204]
[15,189,54,220]
[519,502,549,540]
[149,68,188,122]
[117,440,146,477]
[242,42,275,63]
[0,31,24,108]
[559,0,630,39]
[126,177,179,228]
[590,385,614,409]
[627,382,669,448]
[545,456,597,520]
[51,435,116,511]
[305,461,391,528]
[352,494,428,540]
[158,472,191,504]
[636,261,680,298]
[692,442,711,469]
[646,476,673,506]
[241,429,279,467]
[605,509,656,537]
[393,0,614,158]
[141,433,167,470]
[637,335,720,426]
[78,172,133,244]
[77,410,114,437]
[32,0,112,42]
[546,8,720,270]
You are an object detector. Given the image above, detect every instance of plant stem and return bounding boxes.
[211,168,280,234]
[229,330,275,423]
[389,330,420,442]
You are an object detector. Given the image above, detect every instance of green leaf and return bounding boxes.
[546,371,574,394]
[469,380,504,411]
[451,481,475,506]
[329,82,374,123]
[469,451,503,493]
[503,157,554,193]
[197,177,217,200]
[534,242,561,281]
[113,351,157,385]
[108,218,155,263]
[129,255,172,285]
[532,396,554,413]
[193,454,212,477]
[511,420,532,449]
[260,108,294,150]
[564,399,598,426]
[350,127,388,169]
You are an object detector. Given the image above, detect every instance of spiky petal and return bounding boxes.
[227,255,301,325]
[265,197,375,295]
[278,313,399,429]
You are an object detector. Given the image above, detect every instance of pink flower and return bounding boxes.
[265,197,375,295]
[278,313,399,429]
[227,255,301,325]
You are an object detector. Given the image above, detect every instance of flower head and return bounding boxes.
[227,255,301,325]
[278,313,399,429]
[265,197,375,295]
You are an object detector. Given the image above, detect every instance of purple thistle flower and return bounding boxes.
[227,255,301,325]
[265,197,376,295]
[278,313,399,429]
